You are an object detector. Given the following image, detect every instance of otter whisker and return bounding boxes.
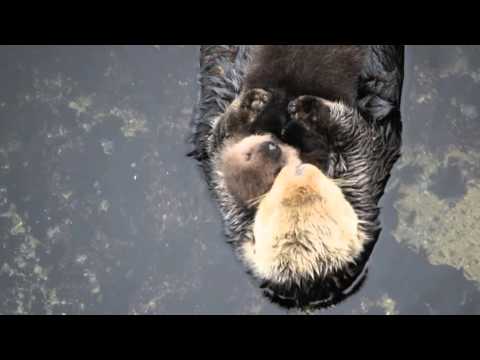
[245,193,267,208]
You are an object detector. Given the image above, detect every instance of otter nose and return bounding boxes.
[259,141,281,161]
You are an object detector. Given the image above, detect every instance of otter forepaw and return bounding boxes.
[240,88,272,122]
[288,95,332,132]
[220,88,273,138]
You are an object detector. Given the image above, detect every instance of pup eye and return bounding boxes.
[245,152,252,161]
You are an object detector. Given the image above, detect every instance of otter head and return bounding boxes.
[218,134,300,207]
[241,162,364,286]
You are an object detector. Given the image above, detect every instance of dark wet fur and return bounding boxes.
[189,45,404,309]
[244,45,366,106]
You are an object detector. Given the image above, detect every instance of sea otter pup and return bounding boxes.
[190,45,404,308]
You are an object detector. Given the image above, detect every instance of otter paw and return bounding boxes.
[222,88,273,137]
[288,95,332,132]
[240,88,272,122]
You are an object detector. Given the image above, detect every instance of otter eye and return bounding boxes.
[245,152,252,161]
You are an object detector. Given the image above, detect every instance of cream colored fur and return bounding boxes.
[241,162,364,284]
